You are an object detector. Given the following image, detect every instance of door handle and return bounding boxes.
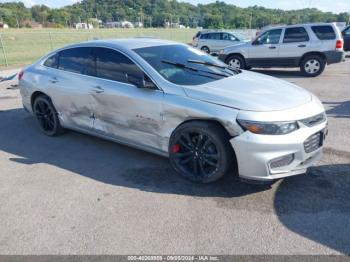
[269,46,277,49]
[50,77,59,83]
[92,86,104,93]
[298,44,306,48]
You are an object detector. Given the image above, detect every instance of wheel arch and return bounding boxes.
[168,118,239,174]
[170,119,234,142]
[200,46,210,52]
[31,91,51,110]
[225,53,246,64]
[299,52,326,66]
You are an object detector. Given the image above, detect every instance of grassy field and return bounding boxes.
[0,28,198,68]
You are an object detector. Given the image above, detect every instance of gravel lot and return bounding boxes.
[0,60,349,255]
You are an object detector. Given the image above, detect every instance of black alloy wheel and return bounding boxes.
[33,95,64,136]
[169,121,234,183]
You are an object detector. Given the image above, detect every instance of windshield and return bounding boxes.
[133,44,237,85]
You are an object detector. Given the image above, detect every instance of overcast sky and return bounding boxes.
[1,0,350,14]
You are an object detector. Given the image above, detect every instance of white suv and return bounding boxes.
[192,30,246,54]
[219,23,345,77]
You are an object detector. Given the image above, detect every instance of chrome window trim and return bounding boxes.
[41,45,163,92]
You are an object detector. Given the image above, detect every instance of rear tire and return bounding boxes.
[169,121,235,183]
[300,55,326,77]
[226,54,246,70]
[201,46,210,54]
[33,95,65,136]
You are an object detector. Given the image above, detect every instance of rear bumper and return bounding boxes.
[324,50,345,64]
[230,120,327,181]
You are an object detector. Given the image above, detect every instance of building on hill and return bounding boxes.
[0,22,9,29]
[75,23,94,29]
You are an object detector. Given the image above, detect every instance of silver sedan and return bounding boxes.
[19,38,327,183]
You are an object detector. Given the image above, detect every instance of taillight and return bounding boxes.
[18,71,24,80]
[336,39,343,49]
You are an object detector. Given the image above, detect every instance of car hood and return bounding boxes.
[183,70,312,112]
[224,42,249,52]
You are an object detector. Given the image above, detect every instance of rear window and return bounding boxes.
[311,26,336,40]
[283,27,309,43]
[43,53,58,68]
[201,33,221,40]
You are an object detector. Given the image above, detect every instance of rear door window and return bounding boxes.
[95,47,144,84]
[211,33,221,40]
[283,27,309,43]
[58,47,95,76]
[311,26,336,40]
[200,34,208,39]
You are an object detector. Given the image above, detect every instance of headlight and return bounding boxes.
[219,49,224,55]
[237,119,299,135]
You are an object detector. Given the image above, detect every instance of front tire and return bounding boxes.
[33,95,64,136]
[226,54,246,70]
[169,121,234,183]
[300,55,325,77]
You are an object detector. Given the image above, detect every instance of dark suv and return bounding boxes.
[342,25,350,51]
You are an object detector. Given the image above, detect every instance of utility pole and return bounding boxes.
[249,12,253,29]
[15,15,19,28]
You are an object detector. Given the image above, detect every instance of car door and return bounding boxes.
[43,47,96,130]
[207,33,222,52]
[342,26,350,51]
[91,47,164,150]
[248,29,282,66]
[278,27,311,66]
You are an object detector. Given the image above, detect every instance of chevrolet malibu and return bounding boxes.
[19,39,327,183]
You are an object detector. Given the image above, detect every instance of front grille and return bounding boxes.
[300,113,326,127]
[304,132,323,153]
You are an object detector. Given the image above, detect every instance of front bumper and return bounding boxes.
[218,54,227,63]
[230,120,327,181]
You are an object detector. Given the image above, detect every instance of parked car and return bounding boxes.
[192,30,246,54]
[342,25,350,51]
[19,39,327,183]
[219,23,345,77]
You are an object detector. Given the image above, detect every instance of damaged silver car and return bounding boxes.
[19,39,327,183]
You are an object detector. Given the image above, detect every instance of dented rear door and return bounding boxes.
[48,47,96,131]
[91,47,164,150]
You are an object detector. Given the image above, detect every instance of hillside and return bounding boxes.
[0,0,349,29]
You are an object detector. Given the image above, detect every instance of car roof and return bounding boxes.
[60,38,179,51]
[200,30,232,34]
[264,22,336,30]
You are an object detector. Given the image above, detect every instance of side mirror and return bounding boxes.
[126,73,156,89]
